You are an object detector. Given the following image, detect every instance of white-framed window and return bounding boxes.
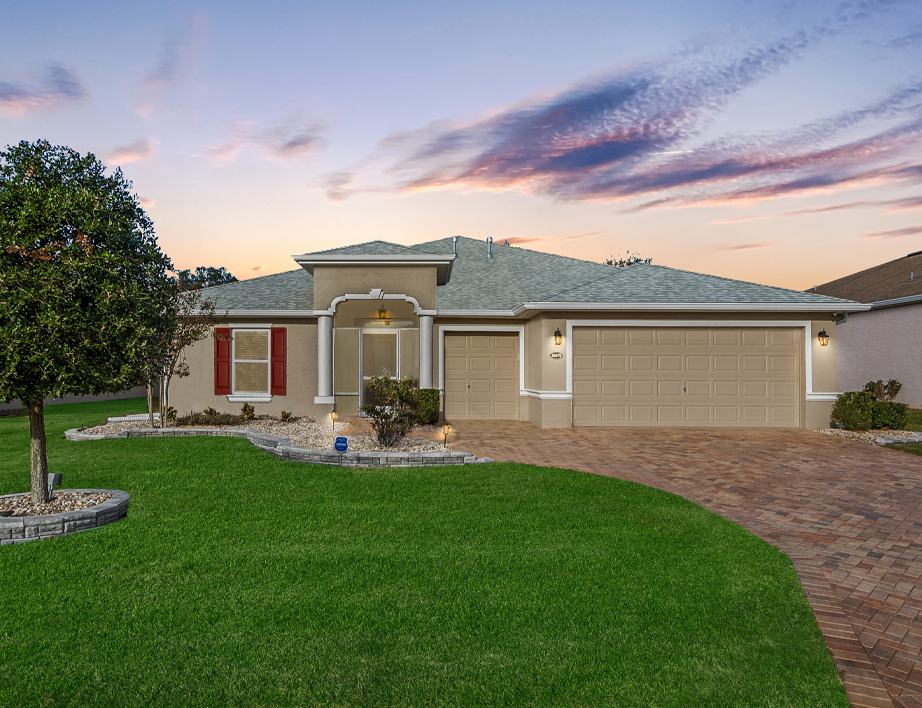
[233,329,270,395]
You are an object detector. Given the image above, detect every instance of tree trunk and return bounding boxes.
[28,399,49,504]
[147,381,154,428]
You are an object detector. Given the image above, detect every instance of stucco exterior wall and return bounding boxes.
[169,319,323,419]
[312,265,438,311]
[836,304,922,406]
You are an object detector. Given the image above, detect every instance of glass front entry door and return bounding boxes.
[361,331,398,405]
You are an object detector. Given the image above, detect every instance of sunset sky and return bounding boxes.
[2,0,921,289]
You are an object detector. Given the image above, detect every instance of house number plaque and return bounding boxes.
[550,352,563,359]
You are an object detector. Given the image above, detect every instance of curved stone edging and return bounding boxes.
[64,427,494,468]
[0,489,130,545]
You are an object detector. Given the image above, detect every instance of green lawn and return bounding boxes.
[0,399,848,708]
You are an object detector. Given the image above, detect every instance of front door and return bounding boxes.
[361,331,398,405]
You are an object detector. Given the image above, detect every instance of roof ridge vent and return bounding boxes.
[487,236,493,259]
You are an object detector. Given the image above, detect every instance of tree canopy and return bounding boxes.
[603,251,653,268]
[0,139,176,501]
[176,266,237,291]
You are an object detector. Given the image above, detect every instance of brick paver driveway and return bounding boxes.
[453,422,922,708]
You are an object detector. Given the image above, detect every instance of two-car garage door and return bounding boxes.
[572,327,802,428]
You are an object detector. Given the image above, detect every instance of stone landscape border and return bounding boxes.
[65,427,493,468]
[0,489,129,545]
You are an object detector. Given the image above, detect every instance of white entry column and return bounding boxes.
[315,315,334,404]
[419,315,434,389]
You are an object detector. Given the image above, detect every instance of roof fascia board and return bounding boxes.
[512,301,870,315]
[217,309,317,318]
[292,253,456,284]
[870,293,922,309]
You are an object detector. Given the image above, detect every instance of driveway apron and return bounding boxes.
[452,422,922,708]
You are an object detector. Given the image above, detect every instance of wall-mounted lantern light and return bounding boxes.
[817,329,829,347]
[377,308,390,325]
[554,328,562,346]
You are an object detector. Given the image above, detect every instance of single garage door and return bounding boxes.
[444,333,519,420]
[572,327,801,427]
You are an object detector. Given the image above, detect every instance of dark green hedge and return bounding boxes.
[831,392,908,430]
[414,389,440,425]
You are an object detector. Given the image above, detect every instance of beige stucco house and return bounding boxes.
[170,236,867,428]
[812,250,922,406]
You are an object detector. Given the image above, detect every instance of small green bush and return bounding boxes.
[872,401,908,430]
[164,406,177,423]
[241,403,255,421]
[831,392,874,430]
[280,411,293,422]
[864,379,902,402]
[175,410,243,426]
[360,376,417,447]
[414,389,440,425]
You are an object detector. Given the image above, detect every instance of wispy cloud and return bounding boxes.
[565,230,605,240]
[209,115,325,164]
[864,225,922,238]
[714,241,777,250]
[0,65,86,116]
[135,13,204,116]
[501,237,544,245]
[110,138,154,165]
[139,197,155,208]
[338,2,922,211]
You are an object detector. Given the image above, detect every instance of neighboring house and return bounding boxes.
[811,250,922,406]
[171,236,866,429]
[0,387,148,414]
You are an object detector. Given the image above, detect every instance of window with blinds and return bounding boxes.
[233,330,269,393]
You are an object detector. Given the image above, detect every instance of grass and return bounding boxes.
[0,399,848,708]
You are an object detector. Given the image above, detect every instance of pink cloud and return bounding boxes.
[110,138,154,165]
[0,65,86,116]
[864,225,922,238]
[139,197,155,208]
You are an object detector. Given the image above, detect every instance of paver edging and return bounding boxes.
[64,427,494,468]
[0,489,130,545]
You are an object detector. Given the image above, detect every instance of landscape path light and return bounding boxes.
[331,411,337,430]
[442,424,451,445]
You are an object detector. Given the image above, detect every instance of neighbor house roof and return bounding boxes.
[202,236,861,315]
[810,251,922,306]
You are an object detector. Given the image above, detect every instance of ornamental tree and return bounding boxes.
[0,140,176,503]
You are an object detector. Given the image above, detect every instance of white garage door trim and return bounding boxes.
[565,319,833,401]
[438,325,526,395]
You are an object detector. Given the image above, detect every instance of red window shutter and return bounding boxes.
[214,328,231,395]
[271,327,287,396]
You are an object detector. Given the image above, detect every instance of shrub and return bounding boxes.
[280,411,293,422]
[414,389,440,425]
[175,410,243,426]
[872,401,908,430]
[864,379,902,402]
[360,376,418,447]
[241,403,255,421]
[831,392,874,431]
[164,406,177,424]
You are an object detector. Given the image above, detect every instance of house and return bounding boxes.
[170,236,867,428]
[810,250,922,406]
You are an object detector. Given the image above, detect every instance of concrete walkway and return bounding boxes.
[452,422,922,708]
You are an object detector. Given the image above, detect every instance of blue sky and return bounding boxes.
[2,0,921,288]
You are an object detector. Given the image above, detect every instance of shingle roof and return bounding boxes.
[202,269,313,311]
[811,251,922,304]
[204,235,856,312]
[303,240,418,256]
